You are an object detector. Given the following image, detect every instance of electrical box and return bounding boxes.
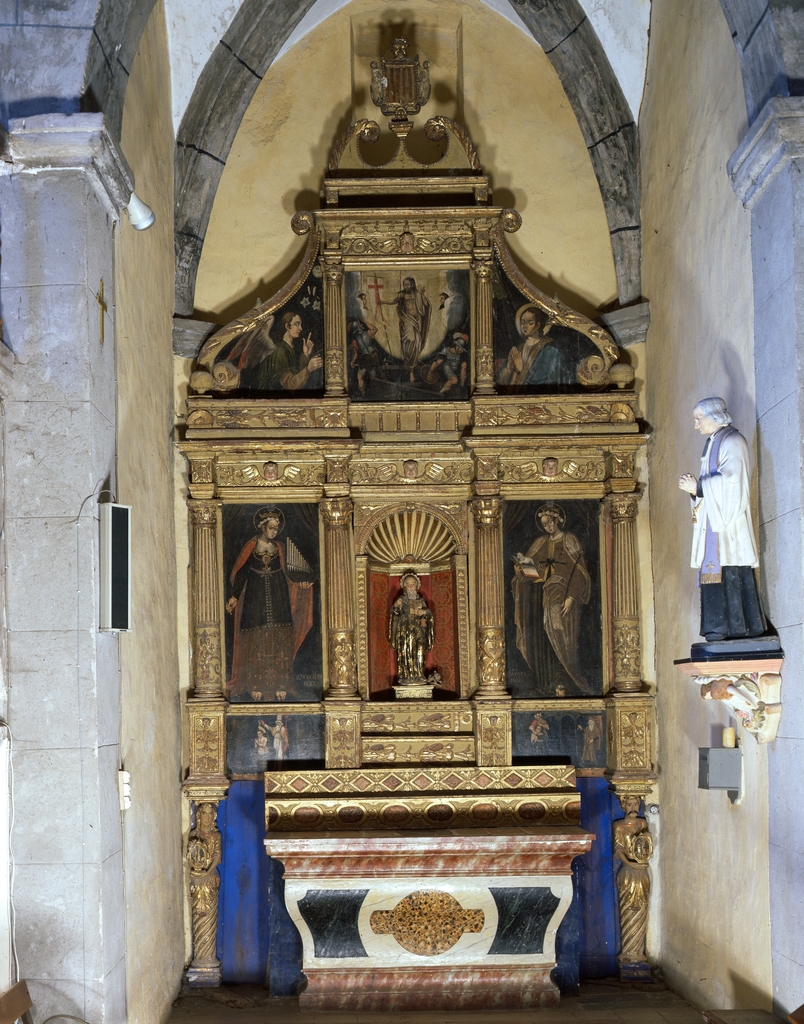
[699,747,742,791]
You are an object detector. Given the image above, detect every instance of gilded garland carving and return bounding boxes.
[363,738,475,763]
[339,219,474,256]
[618,710,650,768]
[187,405,347,431]
[327,629,358,696]
[476,709,510,767]
[476,628,505,693]
[501,458,605,483]
[362,709,474,733]
[216,463,325,487]
[613,622,641,683]
[474,401,635,427]
[325,710,360,769]
[350,460,472,485]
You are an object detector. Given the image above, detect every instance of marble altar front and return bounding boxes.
[267,827,593,1010]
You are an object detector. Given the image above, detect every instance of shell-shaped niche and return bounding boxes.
[366,509,456,572]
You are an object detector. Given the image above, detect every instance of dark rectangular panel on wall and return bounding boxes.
[226,714,325,777]
[512,709,605,768]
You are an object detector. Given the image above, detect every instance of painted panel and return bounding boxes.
[503,500,604,697]
[512,710,606,768]
[223,503,323,703]
[204,270,324,394]
[492,259,600,391]
[226,713,325,775]
[345,268,470,402]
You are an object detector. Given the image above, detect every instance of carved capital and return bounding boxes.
[322,259,344,285]
[607,493,640,522]
[321,496,353,529]
[472,259,492,280]
[188,499,219,527]
[470,496,503,529]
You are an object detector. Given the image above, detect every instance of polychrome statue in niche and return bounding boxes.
[678,397,768,644]
[345,268,470,401]
[223,504,322,702]
[504,501,602,696]
[388,572,435,684]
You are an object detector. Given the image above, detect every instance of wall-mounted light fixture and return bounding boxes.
[125,191,155,231]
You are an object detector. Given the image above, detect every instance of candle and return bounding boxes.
[722,727,736,748]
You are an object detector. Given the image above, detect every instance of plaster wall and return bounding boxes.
[115,5,185,1021]
[193,0,618,321]
[641,0,772,1009]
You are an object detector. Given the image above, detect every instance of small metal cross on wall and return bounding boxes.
[96,279,108,345]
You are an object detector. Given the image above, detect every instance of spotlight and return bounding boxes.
[126,191,155,231]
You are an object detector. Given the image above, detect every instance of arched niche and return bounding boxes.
[355,506,471,700]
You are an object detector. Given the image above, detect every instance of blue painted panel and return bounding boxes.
[576,776,618,978]
[218,781,271,984]
[553,858,580,994]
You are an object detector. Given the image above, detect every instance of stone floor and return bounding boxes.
[167,981,706,1023]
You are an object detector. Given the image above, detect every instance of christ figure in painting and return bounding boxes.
[381,276,431,383]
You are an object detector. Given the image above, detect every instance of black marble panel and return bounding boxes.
[488,887,561,955]
[297,889,369,958]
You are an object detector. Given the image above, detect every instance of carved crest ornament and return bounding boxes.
[181,35,655,998]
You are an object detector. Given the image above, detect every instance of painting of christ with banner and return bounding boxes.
[345,268,470,402]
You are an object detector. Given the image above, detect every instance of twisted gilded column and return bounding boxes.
[473,256,495,394]
[321,497,359,700]
[189,500,223,696]
[322,257,346,396]
[606,494,642,692]
[471,497,508,697]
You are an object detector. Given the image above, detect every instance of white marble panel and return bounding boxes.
[284,874,572,971]
[12,748,86,864]
[101,849,126,977]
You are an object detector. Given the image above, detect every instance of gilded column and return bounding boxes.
[471,497,508,698]
[189,499,223,696]
[322,256,346,396]
[473,255,495,394]
[186,801,223,986]
[606,493,642,692]
[321,497,361,768]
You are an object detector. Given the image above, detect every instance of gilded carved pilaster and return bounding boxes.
[605,693,656,796]
[321,497,359,700]
[474,704,512,767]
[322,258,346,396]
[186,801,223,987]
[606,494,642,692]
[189,500,223,697]
[471,497,508,699]
[325,706,361,769]
[473,256,495,394]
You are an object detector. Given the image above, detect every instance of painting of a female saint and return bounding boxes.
[226,507,315,701]
[511,503,593,694]
[497,305,585,388]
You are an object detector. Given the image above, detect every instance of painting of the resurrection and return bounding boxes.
[345,268,470,401]
[493,262,600,391]
[222,504,323,703]
[202,274,325,394]
[226,713,325,776]
[503,499,603,697]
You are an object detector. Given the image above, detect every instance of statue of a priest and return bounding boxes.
[678,397,766,642]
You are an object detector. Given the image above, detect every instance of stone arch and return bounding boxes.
[717,0,787,125]
[174,0,643,315]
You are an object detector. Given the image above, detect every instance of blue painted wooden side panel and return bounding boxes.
[576,776,619,978]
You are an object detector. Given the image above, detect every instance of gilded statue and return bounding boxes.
[678,398,766,643]
[388,572,434,684]
[613,795,653,966]
[187,802,223,968]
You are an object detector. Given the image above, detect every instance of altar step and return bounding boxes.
[265,764,580,831]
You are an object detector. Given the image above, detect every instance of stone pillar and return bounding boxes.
[0,114,133,1021]
[730,102,804,1011]
[606,493,642,692]
[188,499,223,696]
[321,497,361,768]
[322,256,346,396]
[473,256,495,394]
